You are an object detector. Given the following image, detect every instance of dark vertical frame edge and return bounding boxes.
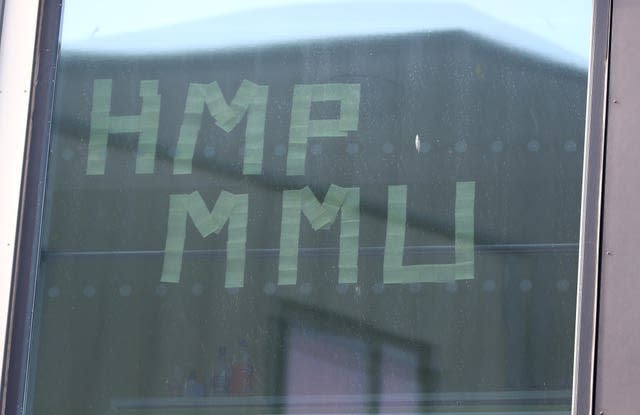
[571,0,613,414]
[0,0,6,54]
[0,0,63,414]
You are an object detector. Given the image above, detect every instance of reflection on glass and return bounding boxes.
[29,1,590,415]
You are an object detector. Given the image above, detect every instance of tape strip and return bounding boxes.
[241,81,269,175]
[160,194,190,284]
[278,190,303,286]
[286,83,361,176]
[338,187,359,284]
[454,182,475,280]
[161,191,248,287]
[224,193,249,288]
[173,80,268,175]
[383,182,475,284]
[137,81,162,174]
[86,79,161,175]
[86,79,111,175]
[278,185,359,285]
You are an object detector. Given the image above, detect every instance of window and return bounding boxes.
[5,1,598,415]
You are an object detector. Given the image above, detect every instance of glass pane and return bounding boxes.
[29,1,592,415]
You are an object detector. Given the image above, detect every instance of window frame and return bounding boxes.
[571,1,612,414]
[0,1,63,414]
[0,1,614,414]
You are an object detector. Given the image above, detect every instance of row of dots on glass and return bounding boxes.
[47,278,571,299]
[60,139,579,161]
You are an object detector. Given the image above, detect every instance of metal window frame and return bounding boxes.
[0,1,614,414]
[0,1,62,414]
[571,0,612,414]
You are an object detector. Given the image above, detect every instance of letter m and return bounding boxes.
[278,185,360,286]
[161,191,248,288]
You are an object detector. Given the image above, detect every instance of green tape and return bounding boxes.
[278,185,360,285]
[454,182,476,280]
[86,79,112,175]
[86,79,161,175]
[278,190,303,286]
[338,187,359,284]
[108,115,139,133]
[383,182,476,284]
[160,194,190,284]
[136,80,161,174]
[300,187,331,230]
[173,80,268,175]
[242,82,269,175]
[161,191,248,287]
[286,83,361,176]
[224,193,249,288]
